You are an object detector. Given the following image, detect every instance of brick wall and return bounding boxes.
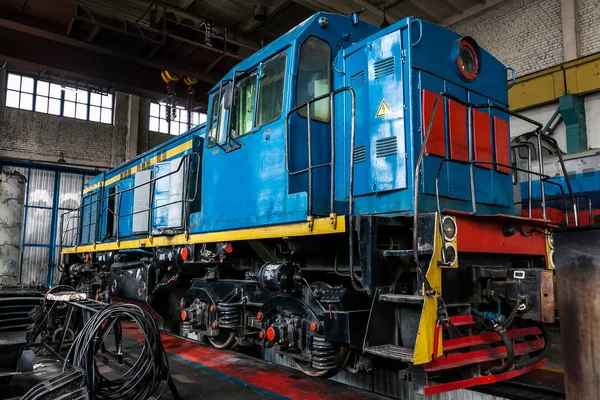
[0,70,129,168]
[449,0,563,77]
[0,69,174,169]
[451,0,600,153]
[580,0,600,57]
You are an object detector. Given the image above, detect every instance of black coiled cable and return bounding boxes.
[64,303,170,400]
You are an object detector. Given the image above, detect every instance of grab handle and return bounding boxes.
[411,19,423,47]
[507,67,516,89]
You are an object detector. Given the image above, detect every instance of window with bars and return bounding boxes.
[149,102,207,136]
[4,72,114,124]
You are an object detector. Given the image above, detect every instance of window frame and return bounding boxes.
[207,87,230,148]
[148,101,204,136]
[255,52,288,129]
[4,71,114,124]
[295,36,332,123]
[232,70,258,139]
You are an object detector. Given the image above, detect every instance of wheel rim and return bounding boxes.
[207,330,238,349]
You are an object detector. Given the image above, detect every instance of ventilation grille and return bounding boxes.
[376,136,398,158]
[374,57,395,79]
[354,145,366,163]
[350,71,365,88]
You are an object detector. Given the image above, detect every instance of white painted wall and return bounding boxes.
[510,92,600,152]
[509,102,566,149]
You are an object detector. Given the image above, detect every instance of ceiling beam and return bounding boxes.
[239,0,292,35]
[0,26,212,105]
[292,0,335,12]
[353,0,382,16]
[442,0,505,26]
[353,0,398,23]
[383,0,402,9]
[438,0,464,14]
[403,0,443,23]
[178,0,195,9]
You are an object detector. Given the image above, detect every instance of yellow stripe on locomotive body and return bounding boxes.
[82,140,194,194]
[61,216,346,254]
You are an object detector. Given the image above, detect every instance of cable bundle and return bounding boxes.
[65,303,170,400]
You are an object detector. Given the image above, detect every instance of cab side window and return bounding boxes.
[207,89,227,147]
[233,72,257,138]
[256,54,287,127]
[296,37,331,122]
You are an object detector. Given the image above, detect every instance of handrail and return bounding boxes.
[285,87,359,291]
[516,131,578,226]
[285,87,356,217]
[60,152,201,250]
[413,92,578,267]
[511,143,534,218]
[433,158,575,263]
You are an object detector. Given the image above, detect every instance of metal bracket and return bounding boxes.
[306,216,314,231]
[329,213,337,229]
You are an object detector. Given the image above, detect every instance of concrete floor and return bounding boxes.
[0,323,565,400]
[1,327,385,400]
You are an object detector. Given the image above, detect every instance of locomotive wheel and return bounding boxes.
[207,330,238,349]
[52,327,75,343]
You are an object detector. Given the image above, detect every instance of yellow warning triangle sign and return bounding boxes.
[375,99,391,118]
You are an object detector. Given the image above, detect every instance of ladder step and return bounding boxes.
[364,344,414,362]
[383,249,433,257]
[379,294,424,305]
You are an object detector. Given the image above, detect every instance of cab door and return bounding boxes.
[288,36,333,216]
[199,53,292,231]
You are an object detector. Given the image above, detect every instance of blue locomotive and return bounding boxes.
[61,10,558,394]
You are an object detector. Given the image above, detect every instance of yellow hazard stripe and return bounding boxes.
[83,140,193,194]
[61,216,346,254]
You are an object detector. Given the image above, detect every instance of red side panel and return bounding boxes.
[494,117,510,174]
[448,100,468,161]
[456,216,547,255]
[472,109,492,169]
[421,90,445,157]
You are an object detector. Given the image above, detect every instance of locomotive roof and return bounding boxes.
[209,12,379,94]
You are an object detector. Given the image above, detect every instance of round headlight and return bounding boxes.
[442,216,457,241]
[548,249,555,268]
[443,243,457,265]
[456,40,479,80]
[547,233,554,249]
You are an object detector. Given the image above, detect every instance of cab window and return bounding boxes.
[207,89,227,147]
[296,37,331,122]
[233,72,257,138]
[256,54,287,127]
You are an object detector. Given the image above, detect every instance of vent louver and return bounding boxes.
[354,145,366,163]
[350,71,365,88]
[376,136,398,158]
[374,57,395,79]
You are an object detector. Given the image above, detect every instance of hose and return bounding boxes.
[64,303,171,400]
[515,323,550,369]
[486,326,514,375]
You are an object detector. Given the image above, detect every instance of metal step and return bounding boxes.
[379,294,424,305]
[364,344,414,362]
[383,249,432,257]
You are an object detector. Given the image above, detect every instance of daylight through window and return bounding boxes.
[149,102,207,136]
[5,72,114,124]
